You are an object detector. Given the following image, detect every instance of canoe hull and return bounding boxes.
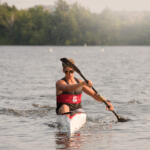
[57,112,86,135]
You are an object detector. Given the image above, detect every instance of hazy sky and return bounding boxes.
[1,0,150,13]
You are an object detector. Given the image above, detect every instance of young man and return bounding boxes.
[56,59,114,115]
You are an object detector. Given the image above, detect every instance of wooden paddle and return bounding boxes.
[60,58,129,122]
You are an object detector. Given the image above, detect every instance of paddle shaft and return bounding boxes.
[77,70,121,121]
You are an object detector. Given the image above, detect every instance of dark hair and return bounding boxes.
[62,58,75,69]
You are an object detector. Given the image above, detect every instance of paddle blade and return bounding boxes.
[118,116,130,122]
[60,58,81,74]
[112,110,130,122]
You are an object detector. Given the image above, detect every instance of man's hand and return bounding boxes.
[106,100,114,111]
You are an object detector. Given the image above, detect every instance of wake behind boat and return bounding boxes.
[57,109,86,136]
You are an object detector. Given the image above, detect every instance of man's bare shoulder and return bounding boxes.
[56,79,67,92]
[56,79,66,86]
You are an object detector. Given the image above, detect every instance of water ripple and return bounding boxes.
[0,105,55,117]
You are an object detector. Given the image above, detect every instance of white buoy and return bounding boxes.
[49,48,53,53]
[100,48,105,52]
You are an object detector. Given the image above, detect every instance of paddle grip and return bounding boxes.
[79,72,96,91]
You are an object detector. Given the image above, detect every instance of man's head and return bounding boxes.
[62,58,75,71]
[62,58,75,77]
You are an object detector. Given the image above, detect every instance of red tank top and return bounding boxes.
[57,78,82,104]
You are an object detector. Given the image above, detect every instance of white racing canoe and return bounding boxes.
[57,110,86,136]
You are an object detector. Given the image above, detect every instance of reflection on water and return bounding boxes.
[55,132,85,150]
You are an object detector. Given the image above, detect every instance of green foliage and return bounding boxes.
[1,0,150,45]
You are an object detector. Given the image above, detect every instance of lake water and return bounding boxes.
[0,46,150,150]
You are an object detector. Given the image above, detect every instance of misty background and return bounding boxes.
[0,0,150,45]
[1,0,150,12]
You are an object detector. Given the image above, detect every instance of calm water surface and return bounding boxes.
[0,46,150,150]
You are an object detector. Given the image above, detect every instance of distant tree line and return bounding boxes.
[0,0,150,45]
